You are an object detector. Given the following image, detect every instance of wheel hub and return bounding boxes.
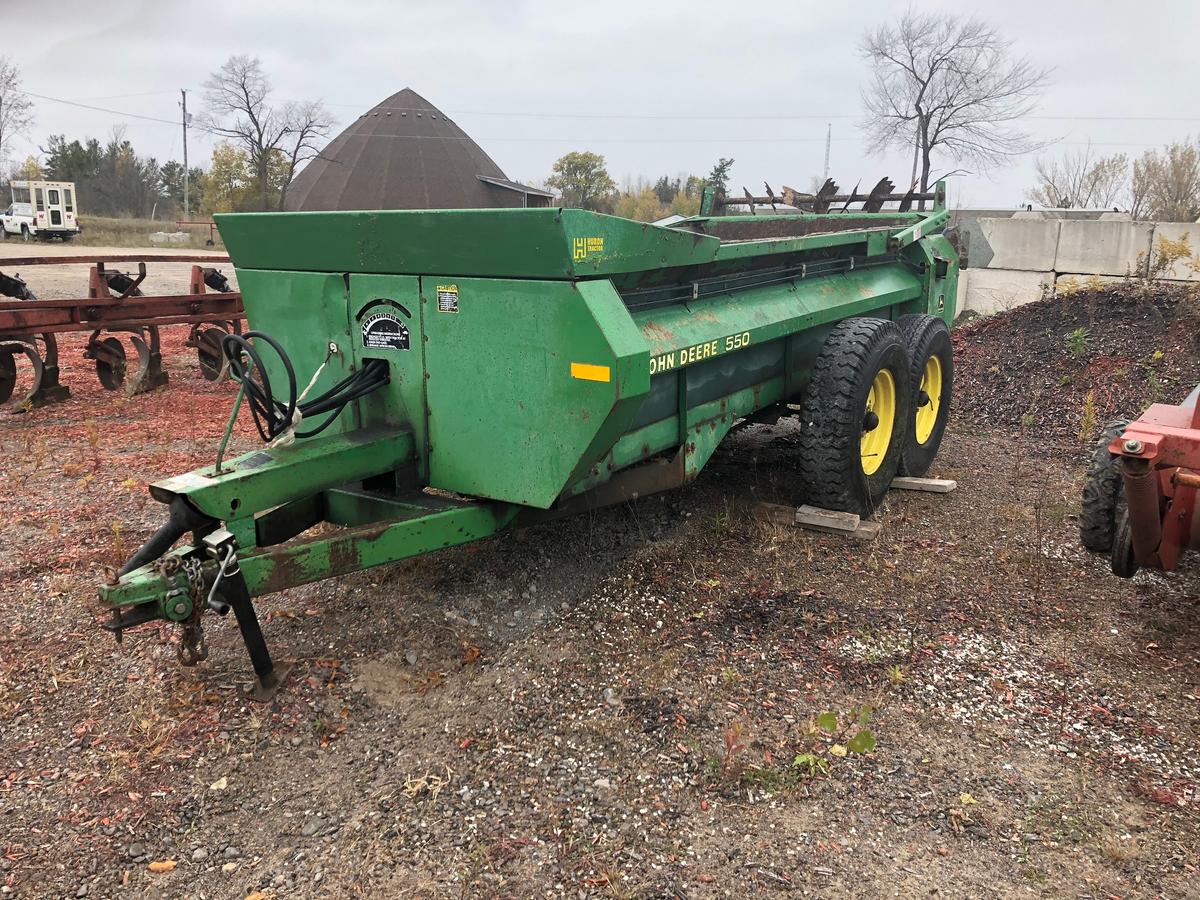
[914,356,942,445]
[860,368,897,476]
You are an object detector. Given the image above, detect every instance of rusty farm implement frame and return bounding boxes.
[1081,385,1200,577]
[0,254,243,407]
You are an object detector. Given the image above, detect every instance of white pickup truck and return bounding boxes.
[1,180,81,241]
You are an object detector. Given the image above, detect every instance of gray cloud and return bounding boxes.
[4,0,1197,208]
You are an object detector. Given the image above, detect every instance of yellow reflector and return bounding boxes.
[570,362,611,383]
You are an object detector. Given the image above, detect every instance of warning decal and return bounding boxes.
[436,284,459,313]
[361,311,411,350]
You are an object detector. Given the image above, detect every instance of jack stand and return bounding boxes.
[218,563,290,702]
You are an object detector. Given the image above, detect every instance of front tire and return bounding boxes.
[1111,509,1139,577]
[1080,419,1129,552]
[799,318,911,516]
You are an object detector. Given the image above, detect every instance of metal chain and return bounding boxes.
[176,557,209,666]
[155,556,181,577]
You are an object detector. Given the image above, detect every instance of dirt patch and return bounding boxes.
[955,281,1200,447]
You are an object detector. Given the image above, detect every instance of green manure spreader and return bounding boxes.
[100,181,958,696]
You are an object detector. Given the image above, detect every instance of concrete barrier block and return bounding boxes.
[962,268,1052,316]
[1149,223,1200,281]
[1055,220,1153,276]
[979,217,1060,271]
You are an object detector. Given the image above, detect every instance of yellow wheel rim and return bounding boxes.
[861,368,896,476]
[914,355,943,446]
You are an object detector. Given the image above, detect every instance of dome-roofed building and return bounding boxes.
[285,88,553,211]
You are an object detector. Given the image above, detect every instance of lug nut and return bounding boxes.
[1122,439,1143,455]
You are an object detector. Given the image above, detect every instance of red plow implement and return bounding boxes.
[1109,386,1200,576]
[0,254,243,407]
[1082,384,1200,576]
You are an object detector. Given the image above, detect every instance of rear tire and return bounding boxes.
[1080,419,1130,552]
[897,315,953,476]
[799,317,911,516]
[20,226,30,243]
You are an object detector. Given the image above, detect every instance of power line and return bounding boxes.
[323,102,1200,124]
[17,86,1200,128]
[12,87,1193,155]
[70,90,179,102]
[13,88,181,126]
[330,132,1172,148]
[18,87,1200,135]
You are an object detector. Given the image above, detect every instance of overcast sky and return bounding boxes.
[3,0,1198,208]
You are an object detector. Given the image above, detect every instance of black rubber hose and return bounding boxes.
[296,373,390,438]
[222,331,298,441]
[221,334,388,443]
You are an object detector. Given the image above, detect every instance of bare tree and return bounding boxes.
[200,56,332,211]
[859,12,1050,199]
[1028,145,1128,209]
[0,57,34,171]
[277,100,330,211]
[1130,139,1200,222]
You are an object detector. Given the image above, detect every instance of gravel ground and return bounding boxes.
[1,278,1197,898]
[0,243,232,304]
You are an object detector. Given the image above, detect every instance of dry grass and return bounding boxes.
[75,216,224,250]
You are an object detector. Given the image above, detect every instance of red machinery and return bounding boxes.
[0,254,243,407]
[1082,385,1200,576]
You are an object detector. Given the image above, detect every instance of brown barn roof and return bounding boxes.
[285,88,548,211]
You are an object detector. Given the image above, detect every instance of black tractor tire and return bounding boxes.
[799,317,911,516]
[896,314,953,476]
[1080,418,1130,552]
[1110,508,1140,578]
[0,350,14,403]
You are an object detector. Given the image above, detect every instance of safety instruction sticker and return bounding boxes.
[361,311,410,350]
[436,284,459,313]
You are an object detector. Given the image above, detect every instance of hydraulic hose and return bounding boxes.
[221,331,389,443]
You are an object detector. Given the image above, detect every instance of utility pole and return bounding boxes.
[180,89,190,218]
[822,123,831,182]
